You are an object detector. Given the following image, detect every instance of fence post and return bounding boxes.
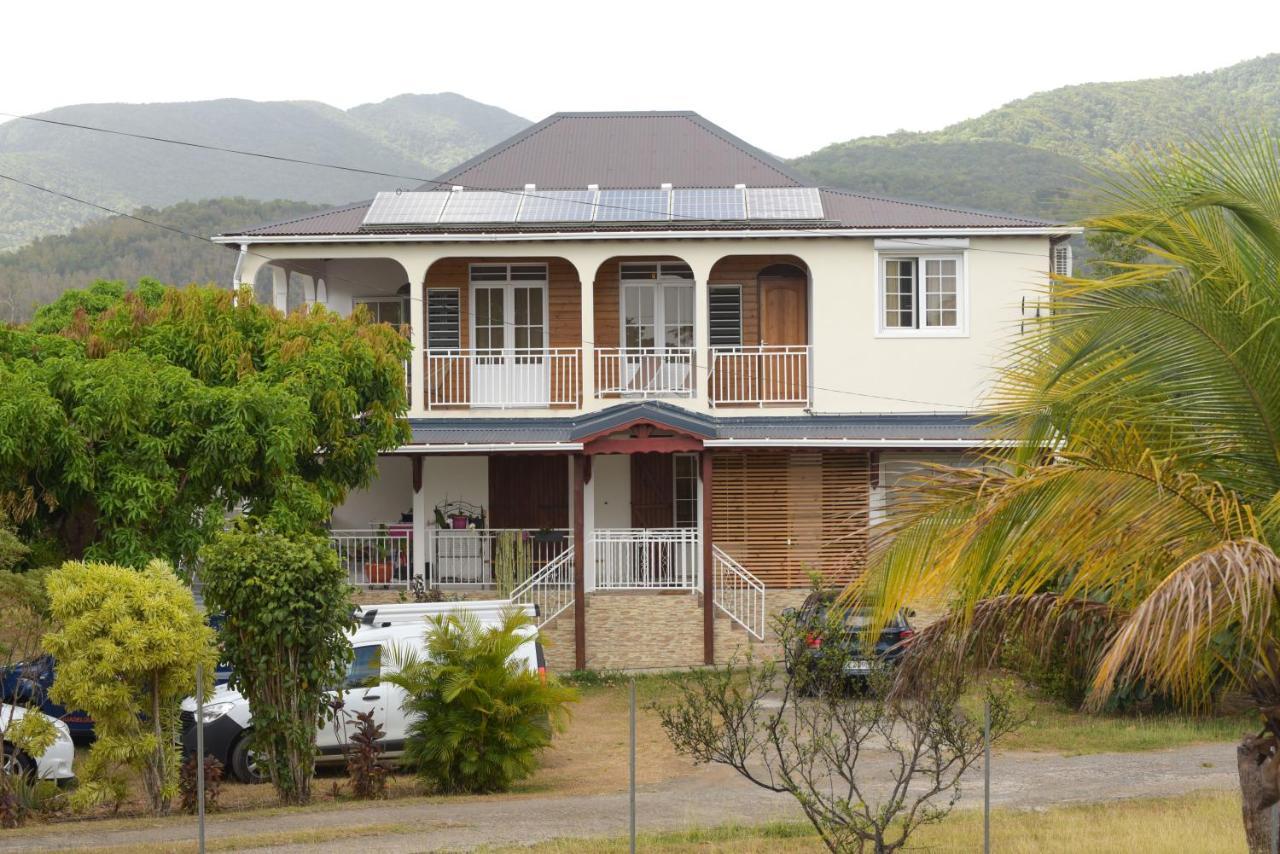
[196,661,206,854]
[630,677,637,854]
[983,698,991,854]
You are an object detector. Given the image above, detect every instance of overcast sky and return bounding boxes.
[5,0,1280,158]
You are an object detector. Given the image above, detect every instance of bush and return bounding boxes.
[179,754,223,814]
[385,609,577,794]
[43,560,217,816]
[198,523,354,805]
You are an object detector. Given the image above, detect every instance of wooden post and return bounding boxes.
[573,454,587,671]
[701,450,714,665]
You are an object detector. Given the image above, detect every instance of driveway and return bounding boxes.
[0,742,1239,853]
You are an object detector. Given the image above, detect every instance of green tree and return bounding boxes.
[0,281,409,567]
[859,131,1280,852]
[43,560,216,815]
[384,609,576,794]
[198,524,355,805]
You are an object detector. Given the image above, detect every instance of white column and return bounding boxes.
[686,255,718,404]
[233,246,268,302]
[271,266,289,313]
[564,252,609,410]
[582,460,596,593]
[398,254,434,416]
[300,274,316,306]
[412,461,428,584]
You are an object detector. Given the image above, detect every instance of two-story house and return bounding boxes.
[216,111,1078,671]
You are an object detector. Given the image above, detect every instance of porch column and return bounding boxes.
[411,456,428,584]
[271,265,289,313]
[573,454,587,670]
[685,254,718,404]
[233,245,268,296]
[701,450,715,665]
[398,255,434,416]
[299,273,316,306]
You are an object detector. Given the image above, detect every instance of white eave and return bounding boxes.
[702,437,1014,448]
[214,225,1082,245]
[385,442,585,454]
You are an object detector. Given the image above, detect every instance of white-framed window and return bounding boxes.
[876,253,967,336]
[468,263,549,356]
[673,453,699,528]
[352,296,407,327]
[619,262,694,352]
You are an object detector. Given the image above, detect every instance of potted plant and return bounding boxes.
[366,524,394,585]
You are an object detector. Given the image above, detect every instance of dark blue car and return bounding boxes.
[2,653,233,743]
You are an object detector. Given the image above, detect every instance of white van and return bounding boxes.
[180,601,544,784]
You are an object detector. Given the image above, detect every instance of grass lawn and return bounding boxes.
[485,789,1246,853]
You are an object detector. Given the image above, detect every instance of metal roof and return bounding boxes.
[221,112,1062,239]
[404,402,992,448]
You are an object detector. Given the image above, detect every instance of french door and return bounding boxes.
[619,262,694,394]
[470,264,549,407]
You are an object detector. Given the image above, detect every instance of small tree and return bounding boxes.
[199,524,354,805]
[43,560,216,815]
[384,609,577,794]
[656,614,1017,854]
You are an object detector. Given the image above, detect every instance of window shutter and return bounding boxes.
[1053,243,1073,277]
[708,286,743,347]
[426,288,461,349]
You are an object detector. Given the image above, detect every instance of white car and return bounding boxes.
[1,703,76,784]
[181,601,543,783]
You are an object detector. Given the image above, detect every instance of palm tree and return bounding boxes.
[859,131,1280,852]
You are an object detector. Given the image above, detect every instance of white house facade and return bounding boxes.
[216,111,1078,670]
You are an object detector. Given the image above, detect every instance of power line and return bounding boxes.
[0,110,1068,258]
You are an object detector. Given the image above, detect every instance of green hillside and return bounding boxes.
[790,53,1280,221]
[0,197,324,321]
[0,94,530,250]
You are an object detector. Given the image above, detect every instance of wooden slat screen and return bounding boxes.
[712,450,870,588]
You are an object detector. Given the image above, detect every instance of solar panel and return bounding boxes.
[438,191,522,223]
[671,188,746,221]
[594,189,671,222]
[363,191,449,225]
[516,189,599,222]
[745,187,824,220]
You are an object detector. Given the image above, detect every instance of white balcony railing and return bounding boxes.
[424,348,580,409]
[592,527,700,590]
[331,528,413,588]
[595,348,695,398]
[432,528,572,589]
[708,345,811,407]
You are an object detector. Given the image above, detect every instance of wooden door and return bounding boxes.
[630,454,674,528]
[759,277,808,402]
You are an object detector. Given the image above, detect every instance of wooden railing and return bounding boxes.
[595,348,695,398]
[708,345,810,407]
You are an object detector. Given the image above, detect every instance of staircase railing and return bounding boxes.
[509,545,575,628]
[712,546,766,640]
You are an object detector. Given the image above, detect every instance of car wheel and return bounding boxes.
[0,743,34,780]
[229,734,267,785]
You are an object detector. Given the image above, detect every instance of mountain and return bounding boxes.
[0,94,530,250]
[790,53,1280,221]
[0,198,325,321]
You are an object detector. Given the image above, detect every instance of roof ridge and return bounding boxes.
[820,186,1054,225]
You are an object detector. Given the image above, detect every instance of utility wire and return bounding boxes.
[0,110,1069,259]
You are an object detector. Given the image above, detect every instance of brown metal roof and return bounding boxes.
[221,111,1063,238]
[429,111,808,190]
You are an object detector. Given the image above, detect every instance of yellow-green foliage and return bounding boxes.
[43,560,216,815]
[2,711,56,760]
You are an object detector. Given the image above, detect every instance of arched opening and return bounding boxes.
[591,255,697,399]
[706,255,811,407]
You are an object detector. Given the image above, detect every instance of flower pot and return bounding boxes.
[366,561,394,585]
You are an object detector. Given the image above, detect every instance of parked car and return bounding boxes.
[180,601,544,784]
[0,702,76,784]
[786,591,915,687]
[3,653,232,744]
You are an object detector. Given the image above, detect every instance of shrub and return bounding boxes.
[43,560,217,816]
[385,609,577,794]
[344,709,389,800]
[198,523,354,805]
[179,754,224,814]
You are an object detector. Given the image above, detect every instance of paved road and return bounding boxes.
[0,742,1239,853]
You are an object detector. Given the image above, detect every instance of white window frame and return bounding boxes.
[617,262,695,353]
[672,453,699,528]
[352,295,408,328]
[874,251,969,338]
[467,263,550,355]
